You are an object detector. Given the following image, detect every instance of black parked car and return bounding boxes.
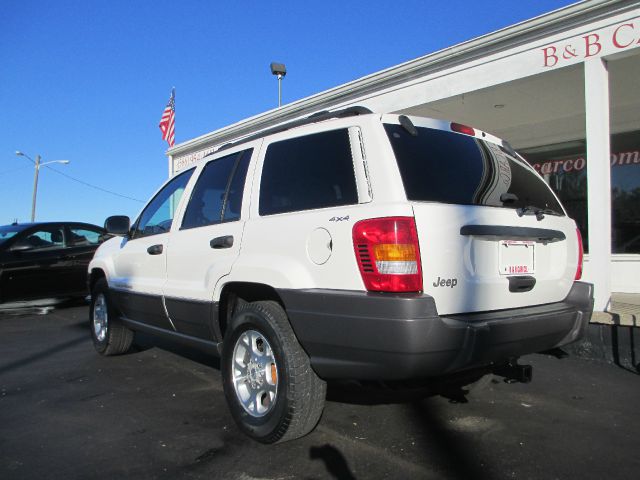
[0,222,108,306]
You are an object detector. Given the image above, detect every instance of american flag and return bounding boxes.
[159,88,175,147]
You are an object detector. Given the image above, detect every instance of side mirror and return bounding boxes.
[104,215,131,236]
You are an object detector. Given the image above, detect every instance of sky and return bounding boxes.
[1,0,577,227]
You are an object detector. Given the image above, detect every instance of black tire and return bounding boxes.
[221,300,326,444]
[90,278,134,356]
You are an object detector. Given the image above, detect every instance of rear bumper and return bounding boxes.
[279,282,593,380]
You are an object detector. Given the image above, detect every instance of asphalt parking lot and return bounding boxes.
[1,305,639,480]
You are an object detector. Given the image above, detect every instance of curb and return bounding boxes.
[591,311,638,327]
[565,322,639,374]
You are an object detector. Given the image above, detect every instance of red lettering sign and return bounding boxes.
[613,23,635,48]
[564,159,574,172]
[532,151,640,175]
[584,33,602,57]
[542,46,559,67]
[542,20,639,68]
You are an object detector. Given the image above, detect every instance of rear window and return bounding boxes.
[384,124,564,215]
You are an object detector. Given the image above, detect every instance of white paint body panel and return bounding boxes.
[218,116,413,297]
[91,112,582,319]
[99,234,169,296]
[162,141,261,303]
[413,203,579,315]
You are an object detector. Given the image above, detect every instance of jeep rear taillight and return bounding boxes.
[353,217,423,292]
[575,228,584,280]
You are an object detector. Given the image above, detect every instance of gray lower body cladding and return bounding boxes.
[278,282,594,380]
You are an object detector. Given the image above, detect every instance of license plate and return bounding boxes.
[499,240,535,275]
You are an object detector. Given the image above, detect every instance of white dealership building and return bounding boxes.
[168,0,640,311]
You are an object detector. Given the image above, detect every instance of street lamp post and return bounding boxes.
[15,151,70,222]
[270,62,287,107]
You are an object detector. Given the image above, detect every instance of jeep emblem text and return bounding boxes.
[433,277,458,288]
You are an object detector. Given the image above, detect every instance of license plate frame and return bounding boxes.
[499,240,535,275]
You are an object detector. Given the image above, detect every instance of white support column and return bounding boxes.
[584,58,611,311]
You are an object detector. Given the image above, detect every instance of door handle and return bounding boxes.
[210,235,234,249]
[147,244,163,255]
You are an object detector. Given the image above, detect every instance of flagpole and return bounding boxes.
[170,87,175,178]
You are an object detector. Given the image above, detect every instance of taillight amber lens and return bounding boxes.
[353,217,423,292]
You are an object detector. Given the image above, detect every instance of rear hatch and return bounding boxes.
[383,116,581,315]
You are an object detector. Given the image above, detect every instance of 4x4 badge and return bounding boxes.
[329,215,350,222]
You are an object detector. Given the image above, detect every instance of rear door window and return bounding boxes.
[384,124,564,214]
[181,149,252,229]
[259,129,358,216]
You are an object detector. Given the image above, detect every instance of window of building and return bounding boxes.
[523,130,640,254]
[259,129,358,216]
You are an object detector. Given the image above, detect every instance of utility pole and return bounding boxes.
[31,155,41,222]
[16,151,70,222]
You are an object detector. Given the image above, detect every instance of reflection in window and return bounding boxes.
[69,228,102,246]
[0,226,21,245]
[134,168,194,238]
[385,124,563,214]
[259,129,358,216]
[181,149,251,230]
[523,130,640,254]
[16,227,65,250]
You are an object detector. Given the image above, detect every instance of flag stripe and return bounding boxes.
[159,89,175,147]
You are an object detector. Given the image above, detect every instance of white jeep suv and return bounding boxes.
[88,108,593,443]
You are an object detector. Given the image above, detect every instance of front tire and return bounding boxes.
[221,300,326,443]
[90,278,133,356]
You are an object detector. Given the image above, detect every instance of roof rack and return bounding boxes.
[217,105,373,152]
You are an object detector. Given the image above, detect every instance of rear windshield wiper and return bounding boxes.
[517,206,561,220]
[500,192,518,204]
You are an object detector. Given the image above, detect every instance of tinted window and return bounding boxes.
[182,149,252,230]
[0,225,24,245]
[523,130,640,254]
[385,124,564,214]
[133,168,194,238]
[260,129,358,215]
[13,226,65,250]
[69,227,103,246]
[224,150,252,222]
